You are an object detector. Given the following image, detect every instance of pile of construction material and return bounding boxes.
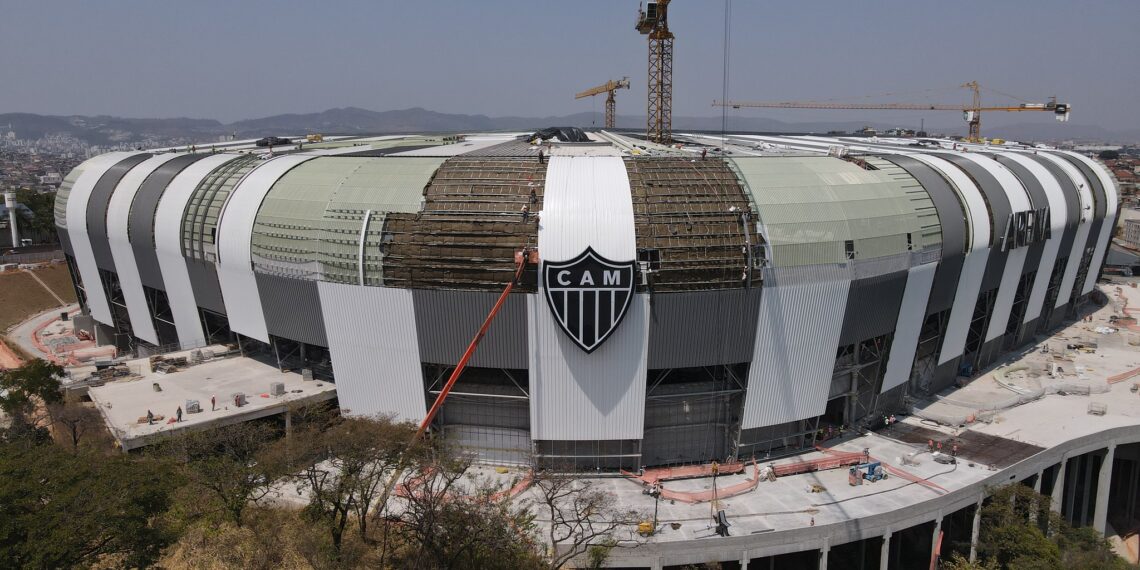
[85,363,133,384]
[150,355,188,375]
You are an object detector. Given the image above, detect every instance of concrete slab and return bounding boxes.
[88,356,335,451]
[548,281,1140,565]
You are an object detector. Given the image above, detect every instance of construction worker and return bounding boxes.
[521,204,530,223]
[176,406,183,423]
[146,409,154,425]
[211,394,216,411]
[952,443,958,457]
[538,149,545,164]
[928,439,935,453]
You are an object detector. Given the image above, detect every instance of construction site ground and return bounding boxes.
[8,275,1138,558]
[86,354,337,451]
[519,280,1140,551]
[0,263,76,331]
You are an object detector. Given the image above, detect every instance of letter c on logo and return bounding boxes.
[556,270,571,286]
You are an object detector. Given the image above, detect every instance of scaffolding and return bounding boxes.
[382,158,546,291]
[625,158,756,292]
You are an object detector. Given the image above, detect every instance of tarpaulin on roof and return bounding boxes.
[529,127,590,143]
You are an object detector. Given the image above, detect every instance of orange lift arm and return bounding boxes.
[374,250,531,515]
[415,251,529,438]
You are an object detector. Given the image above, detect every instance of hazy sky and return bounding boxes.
[2,0,1138,129]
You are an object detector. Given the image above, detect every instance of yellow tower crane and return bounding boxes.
[636,0,674,144]
[575,77,631,129]
[714,82,1071,143]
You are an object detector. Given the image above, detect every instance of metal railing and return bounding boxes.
[0,250,64,265]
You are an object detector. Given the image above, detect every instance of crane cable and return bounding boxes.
[720,0,732,140]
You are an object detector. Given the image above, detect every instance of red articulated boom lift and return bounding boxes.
[414,248,533,439]
[376,248,535,507]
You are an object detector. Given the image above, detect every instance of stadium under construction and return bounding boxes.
[53,130,1120,471]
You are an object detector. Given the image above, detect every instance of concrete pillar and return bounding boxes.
[880,532,891,570]
[1033,471,1043,493]
[1080,453,1096,525]
[931,516,943,567]
[819,540,830,570]
[650,558,663,570]
[740,553,749,570]
[1051,456,1067,513]
[969,498,983,562]
[1094,444,1116,535]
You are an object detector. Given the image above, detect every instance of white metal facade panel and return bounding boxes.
[998,153,1068,324]
[64,151,141,325]
[317,282,426,422]
[909,154,994,364]
[154,154,237,347]
[909,154,990,252]
[388,137,512,156]
[962,155,1031,342]
[529,155,645,441]
[528,293,649,441]
[537,156,636,262]
[215,155,314,342]
[1038,153,1094,308]
[880,262,938,393]
[742,265,851,429]
[105,153,183,345]
[1064,152,1119,295]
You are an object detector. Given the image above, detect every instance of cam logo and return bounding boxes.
[543,247,635,353]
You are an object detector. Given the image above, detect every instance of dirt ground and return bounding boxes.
[0,265,74,332]
[33,263,78,304]
[0,339,21,369]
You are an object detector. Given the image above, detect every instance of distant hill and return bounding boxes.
[0,112,223,145]
[2,107,1137,146]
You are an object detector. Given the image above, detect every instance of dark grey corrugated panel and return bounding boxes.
[130,154,207,290]
[993,156,1047,275]
[1022,155,1079,256]
[838,270,908,346]
[646,288,761,369]
[934,153,1010,293]
[254,272,327,347]
[1023,154,1081,230]
[1052,152,1106,220]
[880,155,965,315]
[185,259,226,314]
[1049,153,1106,288]
[412,289,528,369]
[86,154,151,271]
[58,228,73,256]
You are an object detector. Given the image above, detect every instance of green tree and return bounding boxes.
[0,358,64,428]
[974,484,1128,570]
[48,396,105,452]
[0,436,184,569]
[15,188,58,243]
[529,470,644,569]
[157,421,283,527]
[289,415,423,554]
[391,452,542,569]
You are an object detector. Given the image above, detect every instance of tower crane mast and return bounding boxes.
[575,77,631,129]
[637,1,674,144]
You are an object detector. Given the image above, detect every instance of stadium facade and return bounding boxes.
[54,133,1119,469]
